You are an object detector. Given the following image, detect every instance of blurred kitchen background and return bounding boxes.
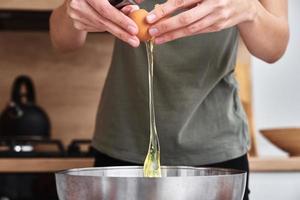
[0,0,299,200]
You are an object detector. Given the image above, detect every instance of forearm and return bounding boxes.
[238,0,289,63]
[50,2,87,52]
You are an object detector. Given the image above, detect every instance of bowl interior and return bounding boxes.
[55,166,247,200]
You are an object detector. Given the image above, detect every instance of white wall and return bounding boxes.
[250,173,300,200]
[252,0,300,156]
[250,1,300,200]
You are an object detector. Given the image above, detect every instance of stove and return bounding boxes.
[0,138,94,200]
[0,139,64,157]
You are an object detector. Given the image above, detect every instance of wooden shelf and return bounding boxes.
[0,0,63,11]
[0,157,300,173]
[249,157,300,172]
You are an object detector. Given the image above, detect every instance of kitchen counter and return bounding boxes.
[0,158,94,173]
[249,157,300,172]
[0,157,300,173]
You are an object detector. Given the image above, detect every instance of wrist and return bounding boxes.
[238,0,260,30]
[62,1,88,35]
[245,0,259,22]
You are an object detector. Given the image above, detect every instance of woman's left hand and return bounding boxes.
[146,0,257,44]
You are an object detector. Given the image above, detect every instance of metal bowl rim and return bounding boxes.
[55,166,247,178]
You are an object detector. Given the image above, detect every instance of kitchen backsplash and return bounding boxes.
[0,31,114,146]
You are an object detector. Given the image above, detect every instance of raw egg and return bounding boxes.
[129,9,151,42]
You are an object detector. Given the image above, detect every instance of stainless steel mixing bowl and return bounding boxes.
[56,166,247,200]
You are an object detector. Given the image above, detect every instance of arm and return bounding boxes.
[146,0,289,63]
[50,0,140,52]
[238,0,289,63]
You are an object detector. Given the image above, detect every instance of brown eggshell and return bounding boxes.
[129,9,151,42]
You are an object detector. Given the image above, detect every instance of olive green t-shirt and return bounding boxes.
[92,2,250,166]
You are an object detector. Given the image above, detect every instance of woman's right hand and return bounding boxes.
[66,0,140,47]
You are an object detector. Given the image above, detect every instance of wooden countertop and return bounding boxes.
[249,157,300,172]
[0,0,63,10]
[0,157,300,173]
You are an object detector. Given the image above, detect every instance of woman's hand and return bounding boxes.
[67,0,140,47]
[146,0,257,44]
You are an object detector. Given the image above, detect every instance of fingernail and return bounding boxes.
[128,25,138,35]
[131,5,140,11]
[155,37,165,45]
[128,38,139,47]
[149,28,158,36]
[122,6,130,13]
[147,13,156,23]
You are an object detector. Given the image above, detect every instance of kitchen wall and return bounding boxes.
[250,172,300,199]
[252,0,300,156]
[250,1,300,200]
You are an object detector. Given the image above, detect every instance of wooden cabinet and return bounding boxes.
[0,0,63,10]
[235,39,257,156]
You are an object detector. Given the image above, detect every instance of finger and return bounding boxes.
[148,1,214,37]
[95,11,140,47]
[196,24,226,34]
[196,17,235,34]
[72,20,99,32]
[72,20,86,31]
[121,5,140,15]
[69,0,108,30]
[100,18,140,47]
[154,12,224,44]
[81,1,140,47]
[68,8,100,28]
[106,25,140,47]
[70,1,139,47]
[135,0,144,4]
[86,0,138,35]
[146,0,202,24]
